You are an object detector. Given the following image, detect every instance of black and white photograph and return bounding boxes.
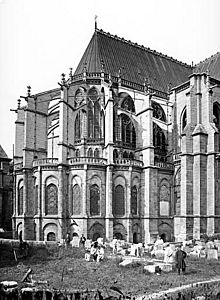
[0,0,220,298]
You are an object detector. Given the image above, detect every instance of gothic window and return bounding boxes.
[153,123,167,151]
[75,149,80,157]
[174,169,181,216]
[121,95,135,113]
[159,183,170,216]
[86,88,104,141]
[75,113,81,140]
[181,107,187,131]
[45,184,58,215]
[129,152,134,160]
[90,184,100,216]
[113,185,125,216]
[131,186,138,215]
[113,149,119,160]
[123,151,128,158]
[18,186,23,215]
[88,148,93,157]
[152,101,166,122]
[34,185,38,215]
[94,148,99,158]
[72,184,81,215]
[213,103,220,151]
[88,100,93,138]
[75,88,85,107]
[121,114,136,148]
[47,232,56,241]
[47,116,59,158]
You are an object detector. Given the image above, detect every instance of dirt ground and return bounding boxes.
[1,243,220,297]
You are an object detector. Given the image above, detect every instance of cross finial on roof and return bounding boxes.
[95,15,98,30]
[27,86,31,97]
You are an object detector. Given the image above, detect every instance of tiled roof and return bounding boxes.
[0,145,8,159]
[194,52,220,81]
[74,29,193,93]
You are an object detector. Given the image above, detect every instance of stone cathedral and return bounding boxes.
[12,26,220,244]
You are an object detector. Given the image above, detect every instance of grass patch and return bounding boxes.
[1,244,220,297]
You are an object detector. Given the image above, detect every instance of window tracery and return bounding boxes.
[152,101,166,122]
[45,184,58,215]
[153,123,167,152]
[121,114,136,148]
[121,95,135,113]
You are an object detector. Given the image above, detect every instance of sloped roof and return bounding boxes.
[74,29,193,93]
[194,52,220,81]
[0,145,8,159]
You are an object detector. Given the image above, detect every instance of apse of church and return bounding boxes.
[12,28,220,243]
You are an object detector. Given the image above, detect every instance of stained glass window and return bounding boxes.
[90,184,100,216]
[18,186,23,215]
[72,184,81,215]
[45,184,58,215]
[131,186,138,215]
[113,185,125,216]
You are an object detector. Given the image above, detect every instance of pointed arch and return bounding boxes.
[119,92,135,113]
[152,101,166,122]
[181,106,187,132]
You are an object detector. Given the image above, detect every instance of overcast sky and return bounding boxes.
[0,0,220,158]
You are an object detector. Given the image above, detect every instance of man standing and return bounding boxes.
[175,245,187,275]
[80,234,86,248]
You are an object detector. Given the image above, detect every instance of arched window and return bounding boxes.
[94,148,99,158]
[74,110,86,142]
[152,101,166,122]
[75,88,85,107]
[123,151,128,158]
[129,152,134,160]
[18,186,23,215]
[47,232,56,241]
[153,123,167,152]
[174,169,181,216]
[181,107,187,131]
[34,185,38,215]
[113,185,125,216]
[75,149,80,157]
[72,184,81,215]
[75,113,81,140]
[113,149,119,160]
[121,95,135,113]
[87,88,104,141]
[88,148,93,157]
[131,186,138,215]
[121,114,136,148]
[90,184,100,216]
[159,183,170,216]
[45,184,58,215]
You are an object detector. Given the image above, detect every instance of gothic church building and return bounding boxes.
[13,27,220,243]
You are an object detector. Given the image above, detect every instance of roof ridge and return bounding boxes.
[195,52,220,67]
[96,28,192,68]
